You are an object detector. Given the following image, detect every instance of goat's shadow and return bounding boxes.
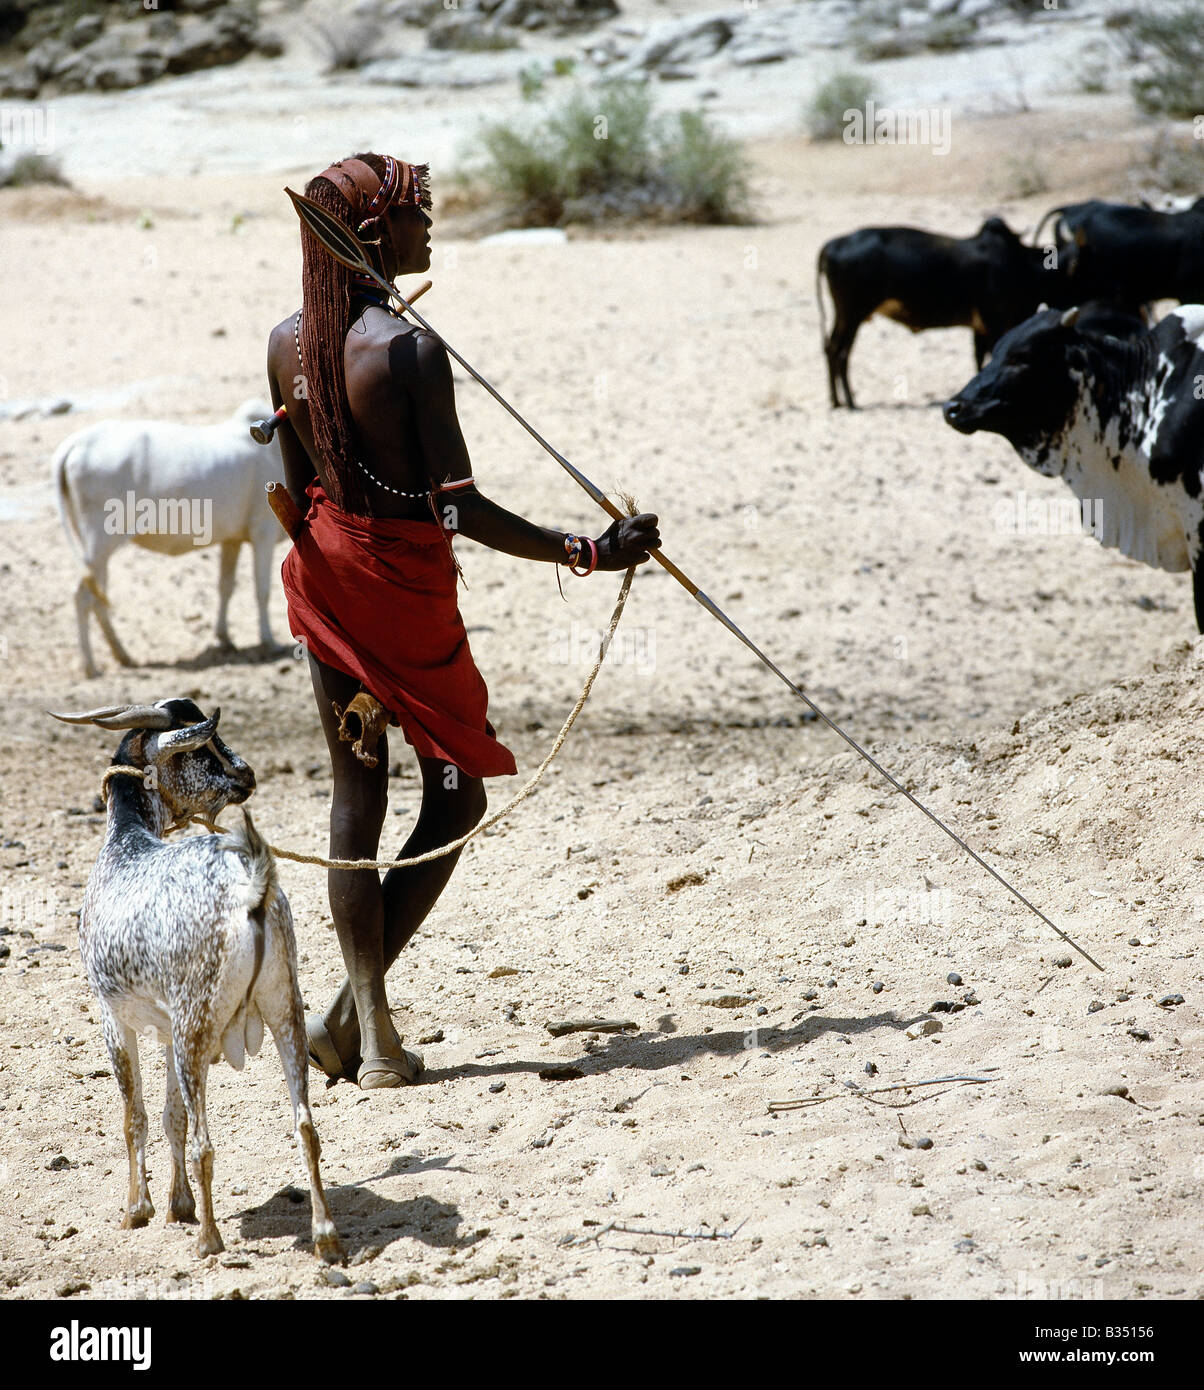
[237,1167,481,1260]
[165,641,295,673]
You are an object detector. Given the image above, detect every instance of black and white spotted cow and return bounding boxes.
[943,304,1204,628]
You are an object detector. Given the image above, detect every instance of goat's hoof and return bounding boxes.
[122,1204,154,1230]
[314,1231,346,1265]
[167,1200,197,1225]
[195,1230,225,1258]
[215,634,234,652]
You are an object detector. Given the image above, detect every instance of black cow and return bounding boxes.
[1036,197,1204,309]
[944,304,1204,628]
[817,217,1066,409]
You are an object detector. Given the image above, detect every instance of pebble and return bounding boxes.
[1157,994,1184,1008]
[864,1061,877,1075]
[963,993,980,1006]
[319,1268,351,1287]
[826,979,837,988]
[911,1203,931,1217]
[871,982,884,993]
[678,964,689,975]
[418,1028,444,1044]
[352,1281,379,1296]
[1127,1029,1151,1042]
[954,1238,976,1253]
[669,1266,701,1277]
[1053,954,1072,968]
[801,989,818,1001]
[1087,1000,1104,1013]
[489,1081,506,1093]
[633,989,644,999]
[532,1134,553,1149]
[755,1005,768,1016]
[973,1159,987,1171]
[947,972,962,986]
[1128,937,1141,947]
[915,1136,934,1151]
[46,1155,73,1171]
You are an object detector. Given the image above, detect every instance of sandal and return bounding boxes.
[306,1013,346,1084]
[358,1048,425,1090]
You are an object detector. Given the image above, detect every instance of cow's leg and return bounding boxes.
[88,552,135,670]
[171,1039,222,1257]
[215,540,240,650]
[102,1008,154,1229]
[250,532,276,648]
[75,574,100,679]
[1192,558,1204,634]
[162,1043,196,1224]
[831,315,861,410]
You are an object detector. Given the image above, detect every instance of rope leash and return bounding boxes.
[99,566,634,872]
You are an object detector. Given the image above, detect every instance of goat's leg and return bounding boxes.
[264,981,344,1264]
[172,1044,222,1257]
[162,1044,196,1224]
[74,575,100,680]
[89,554,135,668]
[103,1011,154,1228]
[215,540,239,650]
[250,532,277,648]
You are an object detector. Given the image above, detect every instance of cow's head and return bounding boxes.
[943,306,1084,456]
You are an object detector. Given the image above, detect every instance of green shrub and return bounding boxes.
[805,70,875,142]
[0,152,69,188]
[1128,3,1204,118]
[472,82,752,227]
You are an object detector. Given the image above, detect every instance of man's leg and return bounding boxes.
[306,654,399,1076]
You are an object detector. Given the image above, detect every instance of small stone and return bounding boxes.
[864,1061,877,1075]
[755,1005,768,1016]
[488,966,520,979]
[1053,954,1072,968]
[1128,937,1141,947]
[801,990,818,1001]
[418,1028,444,1045]
[911,1203,931,1217]
[963,993,980,1006]
[633,989,644,998]
[532,1134,552,1148]
[826,979,837,988]
[1128,1028,1151,1042]
[946,972,962,986]
[1087,1000,1104,1013]
[669,1265,701,1277]
[915,1136,934,1150]
[972,1159,987,1171]
[930,1000,953,1012]
[678,964,689,975]
[955,1238,975,1252]
[1157,994,1184,1008]
[352,1280,379,1296]
[46,1154,73,1171]
[872,982,884,993]
[320,1267,351,1287]
[489,1081,506,1093]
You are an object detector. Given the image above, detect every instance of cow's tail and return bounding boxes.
[1033,204,1068,248]
[52,435,108,607]
[816,244,830,353]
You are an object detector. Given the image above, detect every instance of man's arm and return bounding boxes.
[404,331,660,570]
[267,329,316,514]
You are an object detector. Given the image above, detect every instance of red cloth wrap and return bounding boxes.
[281,483,516,779]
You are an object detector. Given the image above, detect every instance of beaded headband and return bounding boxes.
[316,155,430,246]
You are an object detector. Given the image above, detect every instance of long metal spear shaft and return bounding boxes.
[286,187,1104,972]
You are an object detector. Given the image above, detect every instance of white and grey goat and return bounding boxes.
[51,698,343,1263]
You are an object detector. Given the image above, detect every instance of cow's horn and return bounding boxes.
[1060,306,1081,329]
[48,704,176,731]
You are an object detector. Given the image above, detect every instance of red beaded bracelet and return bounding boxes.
[571,536,598,577]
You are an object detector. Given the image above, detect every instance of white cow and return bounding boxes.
[53,399,285,678]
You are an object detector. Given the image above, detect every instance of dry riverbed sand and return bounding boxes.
[1,103,1202,1299]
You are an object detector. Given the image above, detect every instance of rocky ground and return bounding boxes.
[1,0,1202,1304]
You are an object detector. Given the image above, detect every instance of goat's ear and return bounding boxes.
[47,704,175,730]
[156,712,219,754]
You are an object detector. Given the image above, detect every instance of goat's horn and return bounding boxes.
[1060,305,1081,329]
[157,712,219,754]
[47,704,175,730]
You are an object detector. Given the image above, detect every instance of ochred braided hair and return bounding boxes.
[298,151,389,514]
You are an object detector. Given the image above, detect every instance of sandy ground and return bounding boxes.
[2,63,1203,1299]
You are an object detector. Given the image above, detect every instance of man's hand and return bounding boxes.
[595,512,661,571]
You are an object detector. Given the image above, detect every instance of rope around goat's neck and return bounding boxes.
[96,565,635,871]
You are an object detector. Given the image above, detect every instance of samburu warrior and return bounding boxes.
[266,152,660,1089]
